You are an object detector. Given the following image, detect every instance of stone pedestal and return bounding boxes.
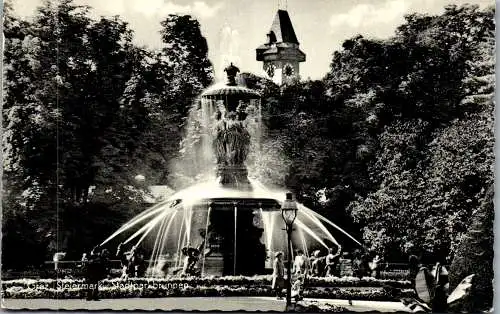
[201,255,224,277]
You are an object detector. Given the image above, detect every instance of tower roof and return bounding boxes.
[269,10,299,44]
[256,9,305,63]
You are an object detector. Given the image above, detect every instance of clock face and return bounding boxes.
[253,215,263,227]
[265,64,275,78]
[283,63,295,77]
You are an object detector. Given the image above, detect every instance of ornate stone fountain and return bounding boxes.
[200,63,260,188]
[101,64,355,277]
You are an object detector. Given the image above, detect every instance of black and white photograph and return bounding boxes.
[1,0,495,312]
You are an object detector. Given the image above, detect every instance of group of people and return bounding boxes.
[115,243,146,279]
[271,247,383,301]
[291,246,383,279]
[81,246,111,301]
[310,248,383,278]
[79,243,146,301]
[271,250,311,301]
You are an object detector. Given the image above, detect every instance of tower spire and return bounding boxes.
[255,8,305,85]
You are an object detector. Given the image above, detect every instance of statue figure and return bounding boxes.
[224,63,239,86]
[205,63,257,188]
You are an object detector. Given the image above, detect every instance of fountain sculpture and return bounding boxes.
[101,64,361,277]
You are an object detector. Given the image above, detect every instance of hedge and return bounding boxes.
[2,284,416,301]
[2,276,411,290]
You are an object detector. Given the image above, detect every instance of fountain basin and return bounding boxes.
[100,65,362,278]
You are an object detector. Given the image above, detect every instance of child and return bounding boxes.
[291,272,305,301]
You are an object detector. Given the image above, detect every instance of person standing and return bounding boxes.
[292,250,308,275]
[431,262,449,312]
[80,253,88,267]
[116,243,129,280]
[408,254,420,286]
[53,252,66,271]
[85,250,101,301]
[310,250,324,277]
[352,250,363,278]
[325,247,340,277]
[181,247,190,276]
[272,252,285,300]
[369,254,382,278]
[135,248,146,277]
[354,251,371,278]
[128,246,142,277]
[100,249,111,279]
[85,248,110,301]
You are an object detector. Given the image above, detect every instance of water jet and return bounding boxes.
[101,64,360,277]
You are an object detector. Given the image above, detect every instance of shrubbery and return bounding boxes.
[2,276,415,301]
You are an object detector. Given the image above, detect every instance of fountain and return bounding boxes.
[101,64,361,277]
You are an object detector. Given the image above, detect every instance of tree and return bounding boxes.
[3,6,220,266]
[2,0,150,263]
[343,5,494,261]
[449,186,493,312]
[139,14,215,186]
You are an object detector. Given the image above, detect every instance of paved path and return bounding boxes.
[2,297,407,312]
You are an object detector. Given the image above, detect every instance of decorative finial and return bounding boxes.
[278,0,287,10]
[224,62,240,86]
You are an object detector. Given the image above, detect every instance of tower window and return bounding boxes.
[267,31,277,44]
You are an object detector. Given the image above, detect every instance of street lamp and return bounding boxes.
[281,192,297,307]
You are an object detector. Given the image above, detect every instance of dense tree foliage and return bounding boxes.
[344,5,494,263]
[2,0,212,268]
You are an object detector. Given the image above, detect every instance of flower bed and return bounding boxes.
[2,276,411,290]
[2,277,416,301]
[2,285,415,301]
[303,287,416,301]
[306,276,411,288]
[1,276,269,290]
[292,300,348,312]
[379,271,409,281]
[2,285,270,299]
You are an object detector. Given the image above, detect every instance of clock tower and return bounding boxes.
[256,9,306,85]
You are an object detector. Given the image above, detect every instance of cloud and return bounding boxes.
[192,1,223,18]
[98,0,126,15]
[132,0,223,18]
[329,0,408,34]
[11,0,41,18]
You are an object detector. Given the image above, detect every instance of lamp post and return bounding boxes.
[281,192,297,307]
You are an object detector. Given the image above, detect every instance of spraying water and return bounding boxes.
[101,64,362,277]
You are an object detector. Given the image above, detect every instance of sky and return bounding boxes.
[11,0,493,80]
